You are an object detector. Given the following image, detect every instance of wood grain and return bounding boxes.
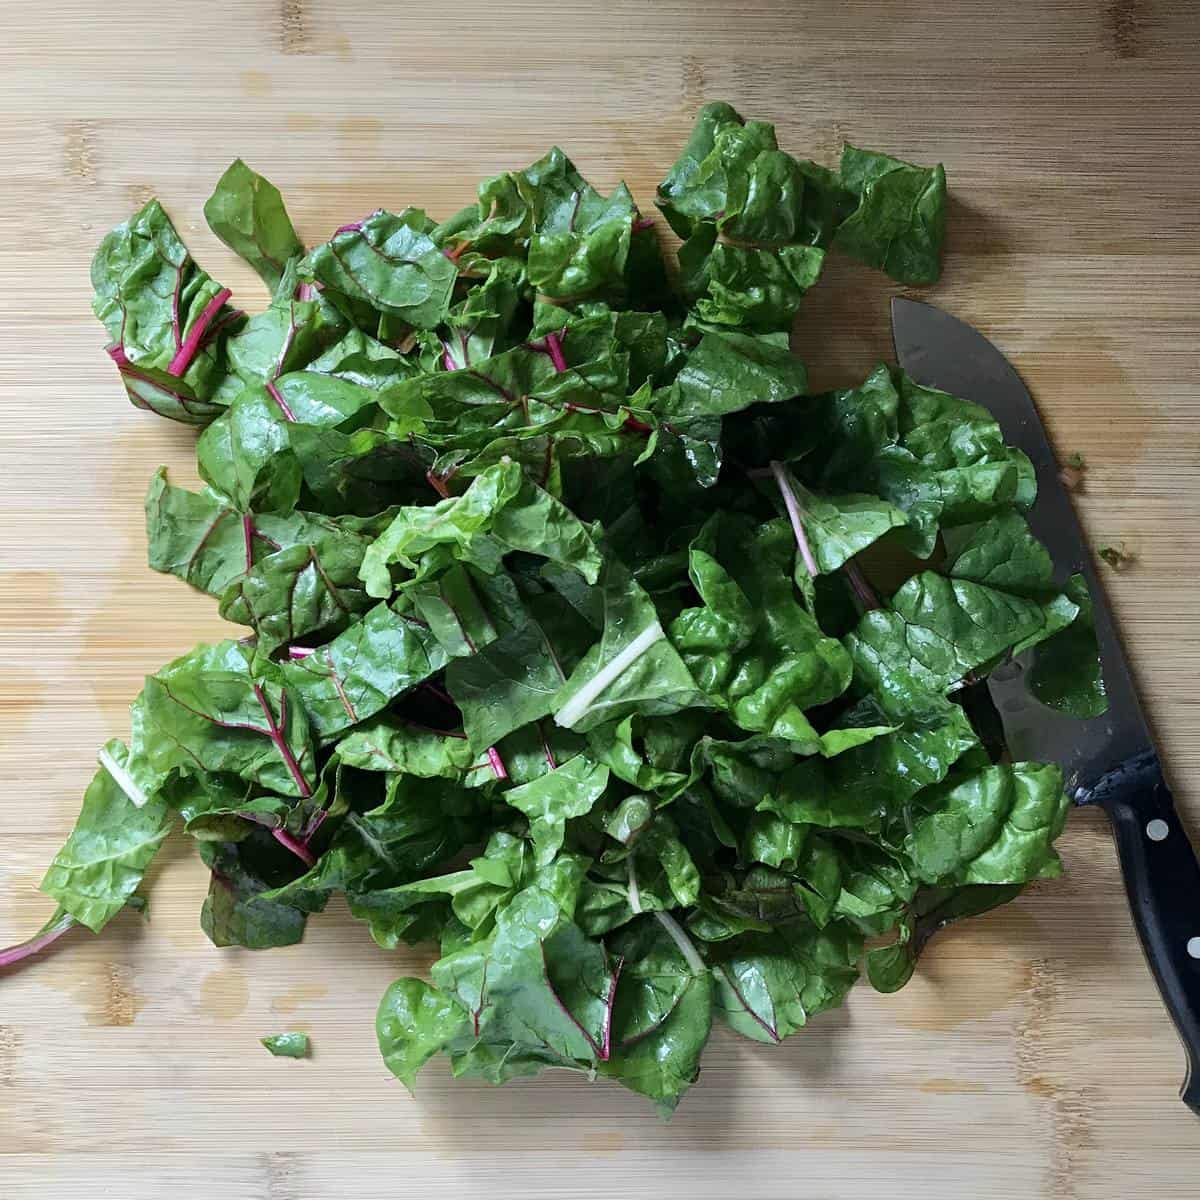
[2,1,1199,1195]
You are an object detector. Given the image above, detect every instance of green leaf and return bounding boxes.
[204,160,303,291]
[377,978,472,1090]
[223,260,347,387]
[756,700,979,834]
[40,743,173,933]
[261,1031,310,1058]
[194,385,301,514]
[655,103,852,332]
[91,199,239,424]
[218,513,384,656]
[775,477,908,575]
[669,516,852,740]
[159,770,280,842]
[804,363,900,485]
[893,371,1036,524]
[353,831,537,947]
[606,807,701,910]
[906,762,1069,885]
[804,368,1035,556]
[430,865,621,1070]
[399,564,502,660]
[445,625,561,750]
[1028,574,1109,718]
[847,572,1078,700]
[655,329,807,422]
[446,590,592,752]
[287,423,432,517]
[711,919,860,1043]
[598,916,714,1114]
[833,144,947,284]
[360,460,601,599]
[199,833,308,949]
[131,641,317,798]
[744,812,810,872]
[263,774,489,912]
[302,209,458,331]
[281,603,450,741]
[144,468,251,596]
[680,236,825,332]
[336,717,482,780]
[504,754,610,865]
[656,102,850,247]
[945,509,1054,596]
[522,148,636,302]
[656,101,748,238]
[586,715,690,799]
[912,882,1025,952]
[866,937,916,993]
[553,557,710,732]
[146,471,391,630]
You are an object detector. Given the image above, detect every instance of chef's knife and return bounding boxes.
[891,297,1200,1114]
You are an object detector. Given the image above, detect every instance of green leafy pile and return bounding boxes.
[2,103,1104,1114]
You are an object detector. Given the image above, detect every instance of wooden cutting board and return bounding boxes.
[2,2,1199,1196]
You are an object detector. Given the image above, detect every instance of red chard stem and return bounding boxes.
[167,287,233,377]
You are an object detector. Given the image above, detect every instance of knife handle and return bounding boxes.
[1092,752,1200,1114]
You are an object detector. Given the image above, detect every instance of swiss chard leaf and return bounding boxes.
[846,571,1077,700]
[1028,574,1109,718]
[261,1031,310,1058]
[656,102,851,248]
[302,209,459,332]
[145,469,251,596]
[194,385,301,514]
[522,147,637,303]
[654,329,807,423]
[159,770,284,843]
[92,199,241,425]
[199,833,308,949]
[504,754,610,865]
[833,144,947,284]
[906,762,1069,885]
[770,469,908,575]
[131,640,317,798]
[598,916,713,1114]
[803,368,1035,556]
[553,557,710,732]
[204,160,304,292]
[281,602,451,741]
[359,459,601,600]
[40,742,174,933]
[377,977,473,1090]
[262,774,489,912]
[445,625,563,753]
[669,515,852,741]
[218,513,385,657]
[336,717,483,781]
[711,918,860,1043]
[429,861,621,1071]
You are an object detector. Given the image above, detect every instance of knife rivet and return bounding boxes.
[1188,938,1200,960]
[1146,819,1169,842]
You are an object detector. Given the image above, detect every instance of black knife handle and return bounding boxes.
[1088,751,1200,1114]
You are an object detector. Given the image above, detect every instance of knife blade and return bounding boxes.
[891,296,1200,1114]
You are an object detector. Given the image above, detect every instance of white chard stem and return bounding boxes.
[97,745,150,809]
[654,910,707,977]
[555,623,664,729]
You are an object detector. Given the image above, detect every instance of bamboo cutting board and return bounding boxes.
[2,2,1199,1196]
